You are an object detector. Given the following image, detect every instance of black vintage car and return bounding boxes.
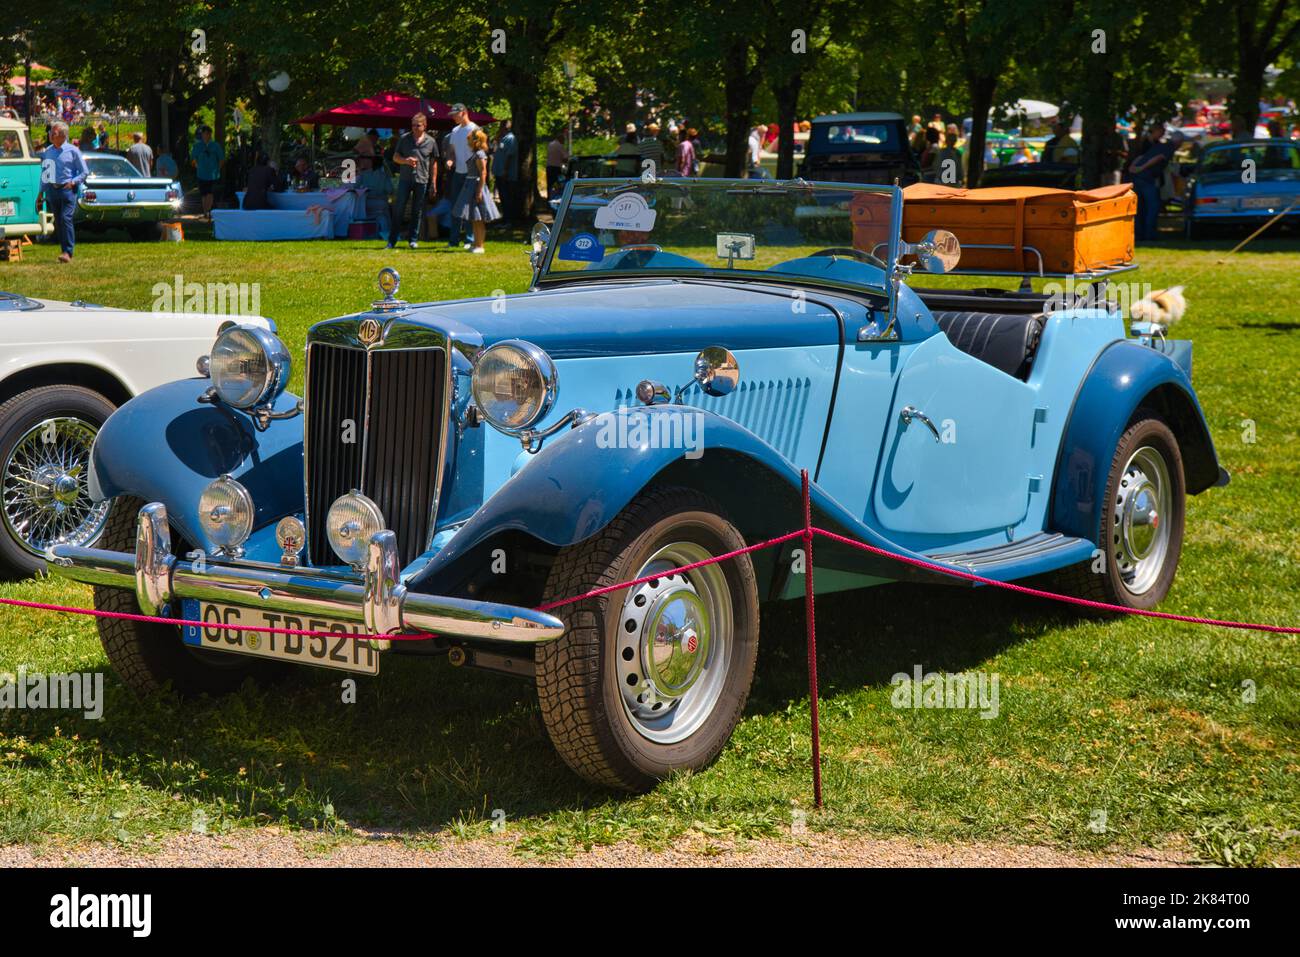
[799,111,919,185]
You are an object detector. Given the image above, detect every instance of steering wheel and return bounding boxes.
[808,246,886,268]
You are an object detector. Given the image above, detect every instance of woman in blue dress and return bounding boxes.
[452,129,500,253]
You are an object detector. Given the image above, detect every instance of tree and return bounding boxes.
[917,0,1046,186]
[1200,0,1300,131]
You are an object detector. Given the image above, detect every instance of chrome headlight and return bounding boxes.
[471,339,557,433]
[198,475,254,553]
[210,325,290,409]
[326,491,384,567]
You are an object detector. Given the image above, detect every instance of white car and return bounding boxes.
[0,289,272,577]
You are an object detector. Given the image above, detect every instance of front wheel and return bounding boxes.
[535,487,760,791]
[1056,413,1186,609]
[0,385,117,579]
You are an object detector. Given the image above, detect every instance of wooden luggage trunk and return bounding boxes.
[898,183,1136,274]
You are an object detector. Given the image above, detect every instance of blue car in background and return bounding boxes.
[75,152,182,240]
[1184,138,1300,238]
[50,178,1226,791]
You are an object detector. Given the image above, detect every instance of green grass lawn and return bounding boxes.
[1,226,1297,863]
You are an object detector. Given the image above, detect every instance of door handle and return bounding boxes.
[900,405,941,441]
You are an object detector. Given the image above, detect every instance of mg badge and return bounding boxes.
[358,318,383,345]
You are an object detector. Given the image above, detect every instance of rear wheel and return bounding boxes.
[1055,413,1186,610]
[127,222,160,241]
[94,496,286,696]
[535,487,760,791]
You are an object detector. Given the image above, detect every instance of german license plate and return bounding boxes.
[0,200,15,218]
[180,599,379,674]
[1240,196,1283,209]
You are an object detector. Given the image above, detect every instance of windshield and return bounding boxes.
[1199,143,1300,183]
[542,179,899,291]
[87,156,142,178]
[809,121,903,154]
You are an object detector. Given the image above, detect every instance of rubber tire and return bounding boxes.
[0,384,118,580]
[535,487,760,791]
[127,222,160,241]
[93,496,287,696]
[1052,413,1186,610]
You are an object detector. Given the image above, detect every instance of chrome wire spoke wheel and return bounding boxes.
[2,416,110,558]
[615,541,733,745]
[1111,445,1173,596]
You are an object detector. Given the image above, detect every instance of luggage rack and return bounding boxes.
[947,243,1138,283]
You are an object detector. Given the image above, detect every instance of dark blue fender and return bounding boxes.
[90,378,304,548]
[411,407,960,592]
[1051,340,1225,543]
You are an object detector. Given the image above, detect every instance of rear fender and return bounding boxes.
[1051,340,1223,543]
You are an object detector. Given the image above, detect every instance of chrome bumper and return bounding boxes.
[49,503,565,644]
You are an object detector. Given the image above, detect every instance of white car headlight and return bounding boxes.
[210,325,290,409]
[471,339,557,433]
[326,491,384,567]
[198,475,254,553]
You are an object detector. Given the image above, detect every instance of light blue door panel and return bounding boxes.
[873,334,1035,535]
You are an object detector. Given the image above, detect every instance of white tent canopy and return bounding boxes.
[992,99,1060,121]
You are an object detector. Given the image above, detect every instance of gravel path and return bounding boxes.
[0,829,1193,868]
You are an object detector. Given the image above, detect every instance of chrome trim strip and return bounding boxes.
[50,505,565,644]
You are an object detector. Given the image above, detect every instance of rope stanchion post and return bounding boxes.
[801,469,823,810]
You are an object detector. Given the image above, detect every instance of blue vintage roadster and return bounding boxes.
[50,178,1226,790]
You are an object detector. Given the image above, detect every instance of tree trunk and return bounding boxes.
[213,54,227,152]
[773,77,803,179]
[965,74,997,188]
[1231,53,1264,133]
[722,38,759,177]
[1079,66,1114,190]
[510,90,541,220]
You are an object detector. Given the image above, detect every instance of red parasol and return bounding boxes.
[292,91,496,130]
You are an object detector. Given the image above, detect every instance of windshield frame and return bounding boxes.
[539,177,902,309]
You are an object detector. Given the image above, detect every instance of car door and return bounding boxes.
[872,331,1036,536]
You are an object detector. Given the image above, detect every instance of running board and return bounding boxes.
[926,532,1095,581]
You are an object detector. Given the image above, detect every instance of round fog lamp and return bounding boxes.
[326,491,384,567]
[198,475,254,553]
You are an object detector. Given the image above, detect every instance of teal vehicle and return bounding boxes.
[0,114,53,239]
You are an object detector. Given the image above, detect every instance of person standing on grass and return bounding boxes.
[190,125,224,221]
[155,149,179,181]
[126,131,153,176]
[40,121,88,263]
[1129,122,1174,242]
[546,130,570,200]
[453,128,500,254]
[492,119,519,222]
[388,112,438,250]
[446,104,479,249]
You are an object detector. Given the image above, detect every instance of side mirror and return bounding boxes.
[911,229,961,274]
[694,346,740,397]
[529,223,551,269]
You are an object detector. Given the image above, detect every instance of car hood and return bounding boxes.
[399,278,847,358]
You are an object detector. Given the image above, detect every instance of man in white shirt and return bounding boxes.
[746,124,766,178]
[445,103,479,248]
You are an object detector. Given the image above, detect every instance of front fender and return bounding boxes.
[1051,339,1224,543]
[413,407,957,591]
[90,378,304,548]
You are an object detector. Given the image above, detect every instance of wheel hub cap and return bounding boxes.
[615,541,733,745]
[1111,446,1172,595]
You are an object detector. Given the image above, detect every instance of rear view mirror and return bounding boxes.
[911,229,962,273]
[716,232,756,265]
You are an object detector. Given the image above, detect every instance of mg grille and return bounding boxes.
[305,343,446,567]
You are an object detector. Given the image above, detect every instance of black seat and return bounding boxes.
[930,311,1045,380]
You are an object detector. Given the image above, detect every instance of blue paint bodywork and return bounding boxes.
[85,180,1225,606]
[1184,139,1300,231]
